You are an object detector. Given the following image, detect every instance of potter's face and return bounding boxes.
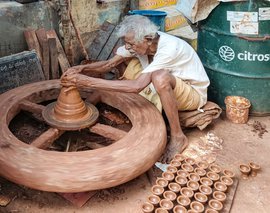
[123,32,149,55]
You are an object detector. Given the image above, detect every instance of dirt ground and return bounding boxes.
[0,111,269,213]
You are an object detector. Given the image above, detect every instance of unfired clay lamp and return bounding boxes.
[155,208,169,213]
[181,163,194,173]
[208,199,223,211]
[184,157,196,166]
[148,194,161,207]
[173,205,187,213]
[168,182,181,193]
[220,176,233,187]
[189,173,200,182]
[43,86,99,130]
[199,185,212,196]
[162,171,175,182]
[170,160,181,168]
[151,185,165,196]
[194,168,206,177]
[209,164,222,174]
[213,191,227,203]
[156,178,169,188]
[196,161,209,170]
[214,181,227,193]
[207,171,220,182]
[190,201,204,213]
[159,199,174,211]
[175,176,188,187]
[167,165,178,174]
[205,209,218,213]
[177,170,189,178]
[223,169,235,178]
[174,154,186,162]
[239,164,251,179]
[181,187,194,198]
[249,162,261,177]
[177,195,191,208]
[163,190,177,202]
[187,180,199,191]
[194,192,208,204]
[200,177,213,187]
[142,202,154,213]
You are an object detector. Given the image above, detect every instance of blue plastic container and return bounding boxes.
[128,10,167,32]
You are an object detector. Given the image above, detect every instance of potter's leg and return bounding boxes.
[152,71,188,163]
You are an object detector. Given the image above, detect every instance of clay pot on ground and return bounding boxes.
[163,190,177,202]
[239,164,251,180]
[188,173,200,182]
[207,171,220,182]
[209,164,222,174]
[187,180,199,191]
[196,160,209,170]
[148,194,161,207]
[155,208,169,213]
[173,205,187,213]
[214,181,227,193]
[156,178,169,188]
[181,163,194,173]
[175,176,188,187]
[213,191,227,203]
[181,187,194,198]
[159,199,174,211]
[168,182,181,193]
[222,169,235,178]
[151,185,165,196]
[167,165,178,174]
[177,170,189,178]
[162,171,175,182]
[170,160,182,169]
[174,154,186,162]
[194,167,206,177]
[200,177,213,187]
[208,199,223,211]
[205,209,219,213]
[177,195,191,208]
[220,176,233,187]
[190,201,205,213]
[249,162,261,177]
[184,157,196,166]
[194,192,208,204]
[142,202,154,213]
[199,185,212,196]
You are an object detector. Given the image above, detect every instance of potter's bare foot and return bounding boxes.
[159,135,188,164]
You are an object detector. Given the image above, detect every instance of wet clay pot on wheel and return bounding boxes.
[148,194,161,207]
[159,199,174,211]
[173,205,187,213]
[239,164,251,179]
[249,162,261,177]
[213,191,227,203]
[168,182,181,194]
[152,185,165,197]
[142,202,155,213]
[194,192,208,204]
[190,201,205,213]
[177,195,191,208]
[208,199,223,211]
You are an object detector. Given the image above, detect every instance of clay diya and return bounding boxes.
[184,157,196,166]
[162,171,175,182]
[190,201,205,213]
[175,176,188,187]
[200,177,213,187]
[207,171,220,182]
[187,210,198,213]
[249,162,261,177]
[194,167,206,177]
[148,194,161,207]
[188,173,200,182]
[156,178,169,188]
[209,164,222,174]
[177,195,191,208]
[142,202,154,213]
[196,160,209,170]
[213,191,227,203]
[168,182,181,194]
[239,164,251,179]
[155,208,169,213]
[174,154,186,162]
[205,209,218,213]
[187,180,199,191]
[159,199,174,211]
[220,176,234,187]
[208,199,223,211]
[199,185,212,196]
[194,192,208,204]
[170,160,182,169]
[181,187,194,198]
[151,185,165,196]
[222,169,235,179]
[177,170,189,178]
[173,205,187,213]
[181,163,194,173]
[167,165,178,174]
[163,190,177,202]
[214,181,227,193]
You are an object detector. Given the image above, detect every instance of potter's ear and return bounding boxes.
[144,35,154,45]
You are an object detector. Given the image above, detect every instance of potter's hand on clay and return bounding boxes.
[60,73,78,88]
[61,67,83,78]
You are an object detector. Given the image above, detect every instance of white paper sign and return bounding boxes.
[259,7,270,20]
[227,11,258,22]
[230,21,258,34]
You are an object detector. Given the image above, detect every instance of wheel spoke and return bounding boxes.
[89,123,127,141]
[20,100,46,122]
[31,128,64,149]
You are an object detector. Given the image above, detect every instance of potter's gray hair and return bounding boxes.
[117,15,159,42]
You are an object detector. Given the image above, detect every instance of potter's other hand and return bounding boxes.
[60,73,78,88]
[61,67,83,77]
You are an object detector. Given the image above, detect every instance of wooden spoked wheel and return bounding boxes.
[0,80,167,193]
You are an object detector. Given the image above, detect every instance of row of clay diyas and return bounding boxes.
[239,162,261,179]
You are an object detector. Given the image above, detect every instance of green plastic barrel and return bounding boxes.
[198,0,270,115]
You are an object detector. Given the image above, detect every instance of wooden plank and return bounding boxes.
[97,25,120,61]
[221,178,239,213]
[48,37,59,79]
[24,30,43,64]
[36,28,50,80]
[47,30,70,73]
[88,21,115,60]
